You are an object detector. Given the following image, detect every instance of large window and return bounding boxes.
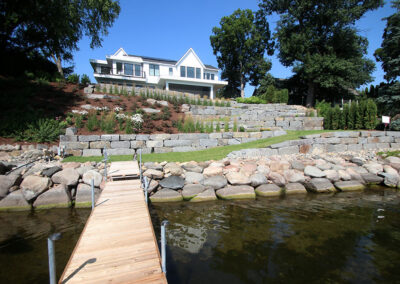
[196,68,201,79]
[149,64,159,76]
[116,62,122,74]
[187,67,195,78]
[169,68,173,76]
[124,63,133,76]
[135,64,141,77]
[180,66,186,77]
[211,74,215,80]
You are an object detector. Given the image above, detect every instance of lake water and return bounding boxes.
[1,188,400,283]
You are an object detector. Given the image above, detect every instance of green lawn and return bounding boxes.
[62,130,332,163]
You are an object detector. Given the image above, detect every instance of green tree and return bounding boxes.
[374,0,400,82]
[343,103,350,129]
[259,0,381,106]
[349,102,357,129]
[331,105,341,130]
[364,99,377,130]
[210,9,274,98]
[355,101,364,129]
[0,0,120,77]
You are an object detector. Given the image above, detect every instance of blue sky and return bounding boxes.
[72,0,396,97]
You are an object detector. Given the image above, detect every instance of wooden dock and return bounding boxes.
[60,161,167,284]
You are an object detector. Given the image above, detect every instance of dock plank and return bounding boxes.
[59,161,166,283]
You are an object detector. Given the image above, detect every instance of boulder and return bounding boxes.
[52,168,80,186]
[182,184,205,200]
[75,183,101,204]
[159,176,185,190]
[0,174,22,199]
[290,160,305,171]
[305,178,336,193]
[42,166,62,177]
[148,180,159,193]
[20,175,51,202]
[226,172,251,185]
[203,175,227,189]
[351,157,365,166]
[361,173,383,185]
[164,163,183,176]
[268,172,286,186]
[144,162,163,171]
[34,184,70,206]
[241,163,257,176]
[334,180,365,192]
[304,166,326,178]
[283,170,305,183]
[223,165,240,174]
[316,163,332,171]
[216,185,255,200]
[182,163,203,173]
[203,166,223,177]
[364,162,383,175]
[184,172,204,184]
[143,169,164,179]
[250,173,268,187]
[150,189,183,203]
[353,167,369,174]
[255,184,282,197]
[385,156,400,164]
[383,165,399,177]
[285,183,307,195]
[338,170,352,181]
[0,190,29,208]
[75,166,94,177]
[378,172,399,188]
[324,170,340,182]
[82,170,103,187]
[257,165,270,175]
[190,188,217,202]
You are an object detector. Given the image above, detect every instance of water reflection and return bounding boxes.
[151,189,400,283]
[0,208,90,283]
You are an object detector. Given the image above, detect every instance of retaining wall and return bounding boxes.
[185,104,323,131]
[228,131,400,159]
[60,130,287,157]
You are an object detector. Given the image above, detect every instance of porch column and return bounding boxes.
[210,86,214,100]
[166,81,169,91]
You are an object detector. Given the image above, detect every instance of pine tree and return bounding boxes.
[349,102,357,129]
[331,105,341,130]
[343,104,350,129]
[324,108,332,130]
[355,102,364,129]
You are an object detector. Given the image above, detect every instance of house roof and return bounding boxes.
[127,51,218,70]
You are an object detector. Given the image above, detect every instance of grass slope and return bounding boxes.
[63,130,332,163]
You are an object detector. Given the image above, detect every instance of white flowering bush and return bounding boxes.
[114,106,123,113]
[72,110,88,115]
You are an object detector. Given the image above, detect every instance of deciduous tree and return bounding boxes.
[258,0,382,106]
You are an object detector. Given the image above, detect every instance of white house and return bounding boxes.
[90,47,228,99]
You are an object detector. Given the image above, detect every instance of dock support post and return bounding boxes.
[161,220,169,275]
[144,176,149,205]
[139,148,142,188]
[103,147,108,181]
[91,179,95,210]
[47,233,62,284]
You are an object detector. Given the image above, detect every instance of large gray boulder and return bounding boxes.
[364,162,383,175]
[284,170,305,183]
[378,172,399,188]
[360,173,383,185]
[75,183,101,204]
[304,166,326,178]
[164,163,183,176]
[216,185,255,200]
[190,188,217,202]
[150,189,183,203]
[182,184,205,200]
[52,168,80,186]
[0,190,29,208]
[285,183,307,195]
[20,175,52,202]
[250,173,268,187]
[82,170,103,187]
[324,170,340,182]
[76,166,94,177]
[305,178,336,193]
[290,160,305,171]
[182,163,203,173]
[34,184,70,206]
[268,172,286,186]
[184,172,204,184]
[143,162,163,171]
[255,184,282,197]
[0,174,22,199]
[42,166,62,177]
[226,172,251,185]
[334,181,365,192]
[203,175,227,189]
[159,176,185,190]
[143,169,164,179]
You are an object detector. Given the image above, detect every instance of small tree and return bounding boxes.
[364,99,377,130]
[331,105,341,130]
[349,102,357,130]
[80,74,91,86]
[343,104,350,129]
[355,102,364,129]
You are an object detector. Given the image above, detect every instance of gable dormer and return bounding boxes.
[113,47,128,57]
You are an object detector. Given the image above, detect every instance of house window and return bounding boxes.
[135,64,141,77]
[100,66,111,74]
[187,67,195,78]
[211,74,215,80]
[204,73,210,80]
[149,64,159,76]
[196,68,201,79]
[169,68,173,76]
[180,66,186,77]
[116,62,122,74]
[124,63,133,76]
